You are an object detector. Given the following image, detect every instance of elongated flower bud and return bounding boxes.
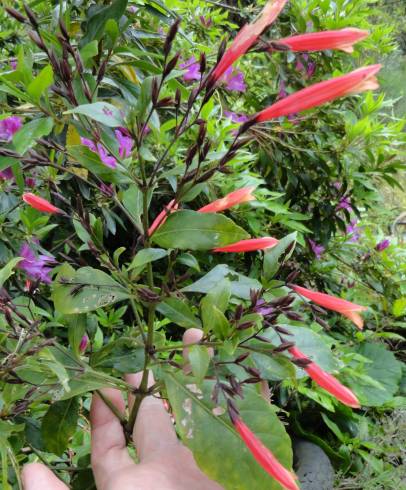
[231,416,299,490]
[275,28,369,53]
[198,186,256,213]
[255,64,381,122]
[22,193,62,214]
[148,199,178,236]
[213,237,278,253]
[210,0,288,83]
[288,346,360,408]
[291,284,367,329]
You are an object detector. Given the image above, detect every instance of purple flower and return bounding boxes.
[115,129,134,158]
[81,137,117,169]
[128,6,138,13]
[333,181,342,190]
[25,177,36,187]
[224,111,249,124]
[337,196,352,212]
[278,80,288,99]
[306,62,316,79]
[346,219,362,243]
[10,58,17,70]
[0,116,22,142]
[295,60,305,72]
[221,66,246,92]
[180,56,201,81]
[375,239,390,252]
[309,239,325,259]
[19,243,56,284]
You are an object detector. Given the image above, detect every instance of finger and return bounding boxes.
[90,388,134,489]
[126,372,179,462]
[182,327,204,362]
[22,463,68,490]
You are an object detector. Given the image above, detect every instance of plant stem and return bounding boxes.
[95,390,126,424]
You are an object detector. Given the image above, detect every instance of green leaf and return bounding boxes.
[181,264,261,300]
[251,352,296,381]
[0,258,22,289]
[122,184,144,229]
[82,0,128,44]
[91,339,145,373]
[27,65,54,103]
[178,253,200,271]
[152,210,249,250]
[165,373,293,490]
[52,265,129,314]
[393,297,406,317]
[156,297,201,329]
[263,232,297,280]
[128,248,168,270]
[41,398,79,455]
[66,102,124,127]
[13,117,54,155]
[262,326,336,376]
[348,343,403,406]
[189,345,211,383]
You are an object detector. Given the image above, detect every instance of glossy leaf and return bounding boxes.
[152,210,249,250]
[66,102,124,127]
[165,372,293,490]
[41,398,79,455]
[156,297,201,329]
[128,248,168,270]
[0,258,22,289]
[13,117,54,155]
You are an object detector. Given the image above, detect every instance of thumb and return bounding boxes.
[22,463,68,490]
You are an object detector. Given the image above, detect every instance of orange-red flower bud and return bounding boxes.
[291,284,367,329]
[22,193,62,214]
[233,417,299,490]
[210,0,288,82]
[213,237,278,253]
[255,64,381,122]
[276,28,369,53]
[198,186,255,213]
[148,199,178,236]
[288,346,360,408]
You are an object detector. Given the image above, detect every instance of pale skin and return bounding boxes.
[22,330,223,490]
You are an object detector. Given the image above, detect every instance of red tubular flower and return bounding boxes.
[148,199,178,236]
[232,417,299,490]
[22,193,62,214]
[213,237,278,253]
[288,346,360,408]
[198,186,256,213]
[291,284,367,329]
[210,0,288,83]
[276,28,369,53]
[255,64,381,122]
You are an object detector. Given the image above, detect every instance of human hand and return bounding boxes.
[22,332,223,490]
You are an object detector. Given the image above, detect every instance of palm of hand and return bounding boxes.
[22,374,222,490]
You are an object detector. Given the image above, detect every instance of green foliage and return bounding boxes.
[0,0,404,488]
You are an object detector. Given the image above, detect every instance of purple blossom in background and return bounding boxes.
[337,196,352,212]
[309,239,325,259]
[346,219,362,242]
[128,6,138,13]
[278,80,287,99]
[306,61,316,78]
[25,177,36,188]
[333,181,342,190]
[10,58,17,70]
[224,111,249,124]
[295,60,305,72]
[19,243,56,284]
[375,239,390,252]
[81,137,117,169]
[0,116,22,142]
[180,56,201,81]
[115,129,134,158]
[221,66,246,92]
